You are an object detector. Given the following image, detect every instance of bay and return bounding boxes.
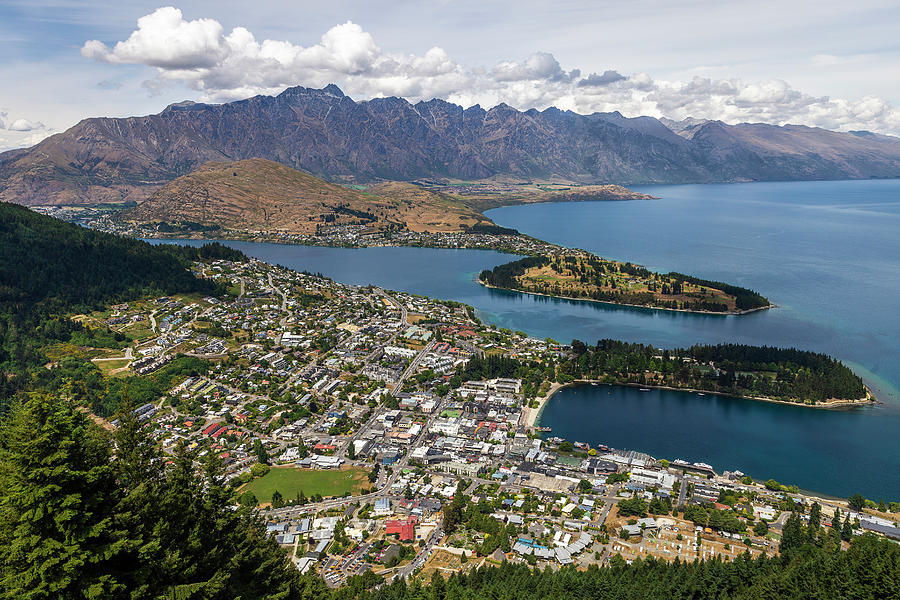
[540,384,889,499]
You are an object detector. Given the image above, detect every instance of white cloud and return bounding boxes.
[578,71,627,87]
[491,52,578,83]
[80,7,900,135]
[81,6,227,69]
[8,118,45,132]
[0,111,6,129]
[0,128,53,152]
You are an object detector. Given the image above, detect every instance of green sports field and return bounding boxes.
[241,466,371,504]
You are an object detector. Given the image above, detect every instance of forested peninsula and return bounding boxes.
[480,253,772,314]
[460,340,871,408]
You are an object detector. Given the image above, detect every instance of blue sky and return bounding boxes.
[2,1,899,150]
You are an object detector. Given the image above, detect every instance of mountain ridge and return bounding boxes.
[2,84,900,206]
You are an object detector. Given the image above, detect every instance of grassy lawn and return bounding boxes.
[242,466,371,504]
[97,359,131,376]
[121,322,155,341]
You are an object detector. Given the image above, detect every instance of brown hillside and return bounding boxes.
[117,159,490,234]
[364,181,493,232]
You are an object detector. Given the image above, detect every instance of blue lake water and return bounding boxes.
[153,178,900,499]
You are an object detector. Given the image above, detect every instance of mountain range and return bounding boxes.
[2,84,900,206]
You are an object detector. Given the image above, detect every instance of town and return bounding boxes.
[47,204,573,257]
[82,256,900,588]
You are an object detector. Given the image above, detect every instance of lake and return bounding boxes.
[153,178,900,499]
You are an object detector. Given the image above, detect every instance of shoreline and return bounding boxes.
[526,380,877,429]
[139,231,538,256]
[524,382,565,428]
[140,232,775,317]
[479,280,775,316]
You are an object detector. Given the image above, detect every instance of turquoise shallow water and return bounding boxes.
[153,178,900,499]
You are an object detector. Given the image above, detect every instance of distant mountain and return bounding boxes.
[2,84,900,206]
[116,158,493,233]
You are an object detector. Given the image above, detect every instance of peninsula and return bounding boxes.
[479,252,772,314]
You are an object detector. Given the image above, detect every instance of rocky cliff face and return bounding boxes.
[2,84,900,205]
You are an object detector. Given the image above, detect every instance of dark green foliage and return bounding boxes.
[351,537,897,600]
[255,438,271,465]
[0,393,127,598]
[842,514,854,541]
[808,502,822,544]
[333,205,377,222]
[0,202,239,411]
[617,497,648,518]
[464,223,519,236]
[0,202,238,316]
[683,504,747,534]
[648,497,671,515]
[666,272,770,310]
[2,398,899,598]
[153,221,222,233]
[848,493,867,512]
[27,354,208,418]
[0,394,302,599]
[451,354,546,399]
[559,339,866,403]
[781,512,805,555]
[479,256,548,289]
[443,494,467,535]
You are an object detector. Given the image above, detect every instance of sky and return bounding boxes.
[1,0,900,151]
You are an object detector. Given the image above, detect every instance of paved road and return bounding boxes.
[676,476,689,507]
[593,483,622,527]
[268,272,290,326]
[395,527,444,580]
[393,339,436,393]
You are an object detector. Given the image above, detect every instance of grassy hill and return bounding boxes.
[364,181,495,232]
[117,159,494,234]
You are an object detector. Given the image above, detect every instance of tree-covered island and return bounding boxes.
[480,253,772,314]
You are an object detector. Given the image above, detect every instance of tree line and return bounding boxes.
[558,339,867,403]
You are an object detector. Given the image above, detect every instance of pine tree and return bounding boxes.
[841,514,854,541]
[808,502,822,545]
[780,512,804,555]
[0,394,128,598]
[109,401,167,595]
[255,439,270,465]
